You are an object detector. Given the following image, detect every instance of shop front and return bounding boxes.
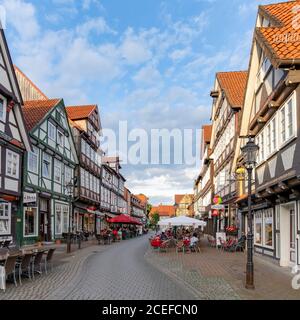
[0,194,19,243]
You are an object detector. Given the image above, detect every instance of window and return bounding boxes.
[24,207,37,236]
[55,204,62,235]
[81,139,86,155]
[65,166,72,186]
[6,150,19,178]
[264,210,273,247]
[260,131,264,162]
[28,146,39,173]
[48,122,56,141]
[280,93,296,144]
[42,153,52,178]
[62,206,69,233]
[255,212,263,245]
[0,96,6,123]
[0,203,11,235]
[54,160,62,183]
[266,123,271,155]
[57,130,64,147]
[271,118,276,152]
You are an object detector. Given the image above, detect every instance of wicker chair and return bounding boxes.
[15,253,33,285]
[31,251,44,279]
[1,255,18,291]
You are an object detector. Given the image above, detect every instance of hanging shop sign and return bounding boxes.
[212,210,219,217]
[23,192,37,204]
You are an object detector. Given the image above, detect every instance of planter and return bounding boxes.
[36,242,43,247]
[55,239,61,245]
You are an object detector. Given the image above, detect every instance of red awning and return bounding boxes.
[108,214,142,225]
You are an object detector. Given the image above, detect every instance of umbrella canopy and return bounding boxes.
[158,216,207,227]
[108,214,142,225]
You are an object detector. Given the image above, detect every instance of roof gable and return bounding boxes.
[0,28,31,151]
[256,1,300,66]
[23,99,61,131]
[216,71,248,108]
[66,105,96,120]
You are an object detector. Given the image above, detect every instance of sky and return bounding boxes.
[0,0,276,205]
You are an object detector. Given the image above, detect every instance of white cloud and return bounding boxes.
[120,28,152,65]
[132,64,161,85]
[169,47,191,61]
[2,0,39,39]
[76,17,116,36]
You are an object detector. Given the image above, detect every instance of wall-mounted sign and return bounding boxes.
[23,192,37,204]
[211,204,225,210]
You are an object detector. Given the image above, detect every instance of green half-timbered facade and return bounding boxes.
[21,98,78,244]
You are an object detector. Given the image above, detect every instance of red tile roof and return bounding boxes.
[216,71,248,108]
[135,194,148,204]
[150,205,176,217]
[66,105,96,120]
[202,124,212,144]
[257,1,300,66]
[23,99,61,131]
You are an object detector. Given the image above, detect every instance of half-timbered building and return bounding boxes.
[21,99,78,244]
[209,71,248,232]
[66,105,102,235]
[0,29,31,244]
[234,1,300,268]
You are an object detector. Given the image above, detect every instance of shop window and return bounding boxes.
[63,206,69,233]
[264,209,273,247]
[255,211,262,245]
[0,203,11,235]
[24,207,37,236]
[55,204,62,235]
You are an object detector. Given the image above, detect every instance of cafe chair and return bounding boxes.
[0,255,18,291]
[31,251,44,279]
[15,253,33,285]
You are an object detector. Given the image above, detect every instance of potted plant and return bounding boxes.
[36,235,43,247]
[55,238,61,245]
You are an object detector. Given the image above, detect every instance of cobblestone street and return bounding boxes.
[1,234,300,300]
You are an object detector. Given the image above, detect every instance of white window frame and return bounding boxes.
[48,121,56,141]
[263,208,274,249]
[42,152,52,179]
[0,94,7,123]
[28,146,39,174]
[0,203,11,235]
[54,160,62,184]
[57,129,64,147]
[6,149,19,178]
[23,206,38,237]
[279,93,297,146]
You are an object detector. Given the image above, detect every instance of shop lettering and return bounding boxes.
[102,304,136,318]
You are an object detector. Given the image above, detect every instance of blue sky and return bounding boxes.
[1,0,276,205]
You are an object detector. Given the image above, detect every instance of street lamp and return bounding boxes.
[241,136,259,290]
[65,181,74,254]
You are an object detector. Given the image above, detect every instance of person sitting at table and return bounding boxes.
[160,232,168,241]
[112,229,118,241]
[189,233,199,251]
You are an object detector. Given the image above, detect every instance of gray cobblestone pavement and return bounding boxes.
[0,236,196,300]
